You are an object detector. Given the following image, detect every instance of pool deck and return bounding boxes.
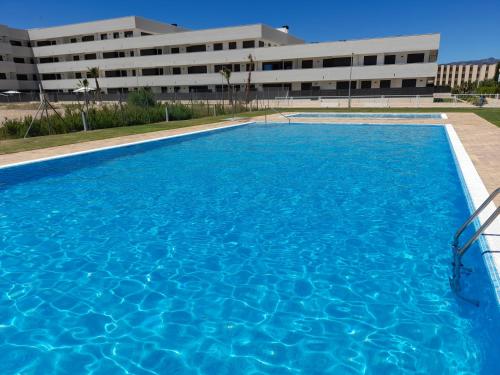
[0,112,499,199]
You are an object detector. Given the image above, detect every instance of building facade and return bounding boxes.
[1,16,440,96]
[0,24,38,92]
[435,63,498,88]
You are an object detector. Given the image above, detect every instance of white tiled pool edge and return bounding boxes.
[445,124,500,304]
[0,121,255,170]
[285,112,447,119]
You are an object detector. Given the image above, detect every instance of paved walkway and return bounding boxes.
[1,112,499,201]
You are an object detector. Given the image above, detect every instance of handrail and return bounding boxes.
[450,187,500,305]
[453,187,500,254]
[264,107,291,124]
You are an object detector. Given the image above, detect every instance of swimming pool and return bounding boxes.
[287,112,446,119]
[1,123,498,374]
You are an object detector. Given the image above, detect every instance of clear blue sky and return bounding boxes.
[1,0,499,63]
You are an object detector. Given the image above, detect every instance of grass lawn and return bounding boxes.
[0,111,266,155]
[1,108,498,155]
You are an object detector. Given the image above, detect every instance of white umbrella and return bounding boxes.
[73,87,96,93]
[3,90,21,94]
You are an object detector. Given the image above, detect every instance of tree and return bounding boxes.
[86,67,101,101]
[245,54,254,106]
[219,67,233,108]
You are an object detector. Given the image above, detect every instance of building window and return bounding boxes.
[229,42,237,50]
[124,31,133,38]
[0,73,7,80]
[384,55,396,65]
[84,53,97,60]
[186,44,206,53]
[262,61,292,71]
[336,81,356,90]
[363,55,377,66]
[42,74,58,80]
[323,57,351,67]
[171,47,180,54]
[301,82,312,90]
[9,40,22,46]
[213,43,223,51]
[233,64,240,72]
[37,40,56,47]
[302,60,313,69]
[407,53,425,64]
[172,67,181,75]
[380,80,391,88]
[402,79,417,87]
[189,86,211,93]
[104,70,127,78]
[13,57,25,64]
[73,55,80,61]
[259,41,265,47]
[81,35,95,42]
[32,74,38,81]
[75,72,82,79]
[70,38,77,43]
[142,68,163,76]
[187,66,207,74]
[215,64,232,72]
[113,32,119,39]
[39,57,58,63]
[16,74,28,80]
[242,40,255,48]
[361,80,372,89]
[140,48,162,56]
[101,34,108,40]
[0,56,3,61]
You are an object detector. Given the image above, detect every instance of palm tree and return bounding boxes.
[219,67,233,108]
[245,54,254,107]
[86,67,101,102]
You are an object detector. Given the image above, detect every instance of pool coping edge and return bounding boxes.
[0,121,256,170]
[445,123,500,305]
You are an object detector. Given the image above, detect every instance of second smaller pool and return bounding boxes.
[287,112,446,119]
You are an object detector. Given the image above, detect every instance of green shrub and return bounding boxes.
[127,88,156,107]
[1,99,252,140]
[166,103,193,120]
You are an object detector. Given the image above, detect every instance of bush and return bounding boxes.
[167,103,193,121]
[0,99,252,140]
[127,87,156,107]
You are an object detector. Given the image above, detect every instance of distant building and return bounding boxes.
[435,62,497,88]
[1,16,440,95]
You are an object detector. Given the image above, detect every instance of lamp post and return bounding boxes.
[348,52,354,110]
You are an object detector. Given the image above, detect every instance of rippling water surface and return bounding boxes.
[0,123,498,374]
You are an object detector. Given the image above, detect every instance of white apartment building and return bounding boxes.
[1,16,440,96]
[0,25,38,92]
[435,63,498,88]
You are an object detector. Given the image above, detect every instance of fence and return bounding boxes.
[0,87,442,104]
[1,88,498,108]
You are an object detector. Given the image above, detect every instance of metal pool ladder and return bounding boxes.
[450,187,500,305]
[264,107,291,124]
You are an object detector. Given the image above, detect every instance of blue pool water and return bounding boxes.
[288,113,444,119]
[0,123,498,374]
